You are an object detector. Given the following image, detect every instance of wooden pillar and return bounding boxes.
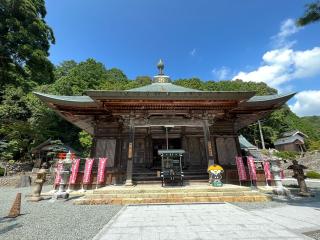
[125,118,135,186]
[90,137,97,158]
[203,119,214,167]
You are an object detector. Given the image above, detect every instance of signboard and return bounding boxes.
[235,156,247,181]
[97,158,107,184]
[247,156,257,181]
[128,142,133,159]
[69,159,80,184]
[83,158,94,184]
[263,161,273,181]
[207,141,213,157]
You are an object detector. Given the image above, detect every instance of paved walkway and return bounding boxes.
[93,203,313,240]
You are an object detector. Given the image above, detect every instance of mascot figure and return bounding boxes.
[207,164,224,187]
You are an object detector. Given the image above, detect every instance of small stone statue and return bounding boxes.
[288,160,313,197]
[27,163,47,202]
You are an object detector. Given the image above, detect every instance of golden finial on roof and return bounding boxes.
[157,59,164,75]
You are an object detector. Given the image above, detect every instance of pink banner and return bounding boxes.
[69,159,80,184]
[263,161,273,180]
[97,158,107,184]
[280,169,285,179]
[235,156,247,181]
[247,156,257,181]
[83,158,94,184]
[54,162,64,185]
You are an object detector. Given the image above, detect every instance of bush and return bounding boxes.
[0,168,4,176]
[306,171,320,179]
[274,151,299,160]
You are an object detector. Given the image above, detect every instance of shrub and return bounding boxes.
[274,151,299,160]
[0,168,4,176]
[306,171,320,179]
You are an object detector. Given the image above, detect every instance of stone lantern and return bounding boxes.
[288,160,313,197]
[27,163,47,202]
[269,154,290,197]
[52,151,73,199]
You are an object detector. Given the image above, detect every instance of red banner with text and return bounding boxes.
[54,162,64,185]
[97,158,107,184]
[263,161,273,180]
[235,156,247,181]
[69,159,80,184]
[247,156,257,181]
[83,158,94,184]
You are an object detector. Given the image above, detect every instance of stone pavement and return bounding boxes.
[93,203,312,240]
[251,203,320,233]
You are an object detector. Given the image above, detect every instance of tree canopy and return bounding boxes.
[297,1,320,26]
[0,0,55,89]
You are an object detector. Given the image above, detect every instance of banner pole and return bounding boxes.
[96,158,99,190]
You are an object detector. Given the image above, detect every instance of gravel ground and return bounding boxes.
[0,185,122,240]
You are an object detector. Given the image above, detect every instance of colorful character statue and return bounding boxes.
[207,164,224,187]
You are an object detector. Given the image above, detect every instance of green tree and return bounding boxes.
[79,130,92,157]
[297,1,320,26]
[0,0,55,89]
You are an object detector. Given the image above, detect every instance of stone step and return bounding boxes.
[85,191,261,199]
[74,194,270,205]
[93,187,250,194]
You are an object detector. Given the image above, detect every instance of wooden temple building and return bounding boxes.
[34,60,294,186]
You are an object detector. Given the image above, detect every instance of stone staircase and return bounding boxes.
[73,184,271,205]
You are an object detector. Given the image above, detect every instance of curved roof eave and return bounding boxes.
[33,92,96,107]
[237,92,296,109]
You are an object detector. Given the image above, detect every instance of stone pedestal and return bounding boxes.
[125,179,133,186]
[53,170,70,199]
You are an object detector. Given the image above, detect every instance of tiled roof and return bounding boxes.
[126,83,202,92]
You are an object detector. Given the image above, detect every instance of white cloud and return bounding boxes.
[189,48,196,56]
[233,47,320,88]
[271,18,300,48]
[289,90,320,116]
[212,66,230,80]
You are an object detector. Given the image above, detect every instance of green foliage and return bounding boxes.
[309,140,320,150]
[79,131,93,157]
[0,0,55,88]
[273,151,299,160]
[306,171,320,179]
[0,167,4,176]
[297,1,320,26]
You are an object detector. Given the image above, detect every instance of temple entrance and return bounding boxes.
[152,138,181,168]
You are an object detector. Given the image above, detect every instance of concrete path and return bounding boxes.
[93,203,312,240]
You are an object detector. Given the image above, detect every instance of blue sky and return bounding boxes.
[46,0,320,116]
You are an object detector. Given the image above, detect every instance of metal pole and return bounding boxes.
[258,120,265,149]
